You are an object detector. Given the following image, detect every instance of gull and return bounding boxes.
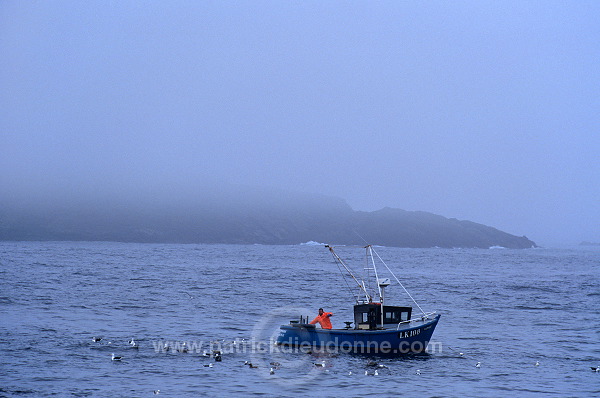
[535,361,540,366]
[475,362,481,368]
[111,353,123,361]
[270,367,275,375]
[374,370,379,376]
[348,371,352,375]
[178,343,189,353]
[416,369,421,375]
[129,339,139,349]
[153,390,160,395]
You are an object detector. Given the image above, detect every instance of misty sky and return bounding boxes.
[1,1,599,246]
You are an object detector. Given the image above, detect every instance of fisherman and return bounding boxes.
[309,308,333,329]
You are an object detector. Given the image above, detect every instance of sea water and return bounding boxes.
[0,241,598,397]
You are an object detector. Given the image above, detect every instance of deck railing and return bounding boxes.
[396,312,437,330]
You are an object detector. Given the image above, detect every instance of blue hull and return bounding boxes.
[276,314,440,355]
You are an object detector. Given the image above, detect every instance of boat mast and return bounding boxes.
[366,245,383,303]
[366,245,386,326]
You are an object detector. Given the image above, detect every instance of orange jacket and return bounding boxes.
[310,312,333,329]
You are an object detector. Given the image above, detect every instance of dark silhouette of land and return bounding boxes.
[0,188,536,248]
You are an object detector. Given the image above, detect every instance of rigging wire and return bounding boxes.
[330,248,359,303]
[326,245,371,302]
[370,246,427,315]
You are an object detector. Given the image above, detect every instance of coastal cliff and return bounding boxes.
[0,190,536,248]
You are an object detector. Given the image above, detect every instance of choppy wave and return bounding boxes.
[299,241,326,246]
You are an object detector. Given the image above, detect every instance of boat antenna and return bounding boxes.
[326,245,371,303]
[370,246,427,315]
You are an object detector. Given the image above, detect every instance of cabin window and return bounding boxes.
[362,313,368,323]
[383,311,401,323]
[400,311,409,321]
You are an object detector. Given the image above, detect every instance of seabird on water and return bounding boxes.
[475,362,481,368]
[203,363,213,368]
[314,361,326,367]
[270,367,275,375]
[92,337,102,342]
[178,343,188,353]
[153,390,160,395]
[111,353,123,361]
[591,366,600,372]
[535,361,540,366]
[416,369,421,375]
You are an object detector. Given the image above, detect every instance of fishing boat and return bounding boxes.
[275,244,440,355]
